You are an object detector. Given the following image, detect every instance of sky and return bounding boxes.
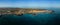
[0,0,60,8]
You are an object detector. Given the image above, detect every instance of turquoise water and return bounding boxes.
[0,8,60,25]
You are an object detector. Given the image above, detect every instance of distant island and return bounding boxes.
[0,8,54,16]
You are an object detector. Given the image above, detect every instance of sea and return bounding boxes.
[0,8,60,25]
